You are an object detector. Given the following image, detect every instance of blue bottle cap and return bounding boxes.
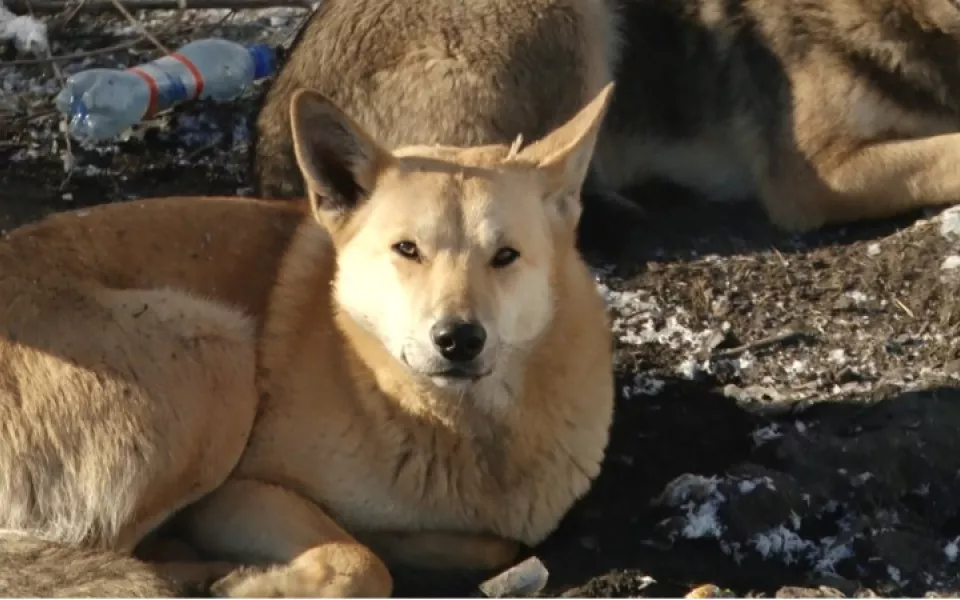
[247,44,278,80]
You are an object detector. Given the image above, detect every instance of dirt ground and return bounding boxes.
[4,7,960,599]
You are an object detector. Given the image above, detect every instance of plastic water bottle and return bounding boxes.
[54,38,277,142]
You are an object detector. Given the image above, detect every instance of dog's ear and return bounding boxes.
[290,88,394,228]
[517,83,615,228]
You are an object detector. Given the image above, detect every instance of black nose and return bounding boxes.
[430,318,487,363]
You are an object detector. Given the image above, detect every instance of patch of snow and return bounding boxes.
[659,474,886,581]
[635,575,657,592]
[677,357,705,380]
[623,372,666,397]
[657,474,729,541]
[945,536,960,563]
[845,290,869,304]
[828,349,848,365]
[887,564,904,585]
[941,255,960,271]
[867,243,882,257]
[750,525,815,565]
[940,206,960,241]
[636,314,711,349]
[596,274,720,375]
[814,538,855,575]
[658,474,721,506]
[785,359,808,375]
[751,423,783,447]
[682,498,726,539]
[789,510,802,530]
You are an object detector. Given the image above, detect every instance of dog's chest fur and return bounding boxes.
[244,338,602,549]
[244,351,596,546]
[245,226,604,548]
[293,398,592,547]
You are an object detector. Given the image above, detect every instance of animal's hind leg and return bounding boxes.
[94,288,263,550]
[759,133,960,231]
[0,286,261,553]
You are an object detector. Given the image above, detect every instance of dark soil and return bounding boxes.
[4,11,960,598]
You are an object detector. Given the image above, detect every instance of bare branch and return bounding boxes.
[2,39,154,66]
[108,0,171,54]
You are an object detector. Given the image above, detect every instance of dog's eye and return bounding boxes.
[491,247,520,268]
[392,241,421,261]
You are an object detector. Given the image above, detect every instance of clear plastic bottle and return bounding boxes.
[54,38,277,142]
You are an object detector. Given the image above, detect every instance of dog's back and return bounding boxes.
[602,0,960,230]
[251,0,618,200]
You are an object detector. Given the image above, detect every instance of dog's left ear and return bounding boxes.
[517,83,615,228]
[289,88,395,229]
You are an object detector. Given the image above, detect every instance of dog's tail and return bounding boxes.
[0,530,180,597]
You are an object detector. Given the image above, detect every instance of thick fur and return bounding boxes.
[604,0,960,231]
[0,86,616,596]
[250,0,637,242]
[0,532,179,597]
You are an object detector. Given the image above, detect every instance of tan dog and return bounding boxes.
[602,0,960,231]
[0,85,616,596]
[250,0,639,244]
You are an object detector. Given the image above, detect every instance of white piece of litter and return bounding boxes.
[944,536,960,563]
[0,0,48,55]
[479,556,549,598]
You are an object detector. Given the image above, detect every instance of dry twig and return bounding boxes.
[893,297,916,319]
[108,0,170,53]
[711,330,814,359]
[1,38,144,65]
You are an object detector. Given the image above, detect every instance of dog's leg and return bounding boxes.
[0,285,261,595]
[354,531,521,572]
[178,479,392,598]
[0,286,260,548]
[761,133,960,231]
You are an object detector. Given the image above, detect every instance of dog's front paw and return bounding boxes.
[211,565,331,597]
[210,557,389,598]
[210,565,276,597]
